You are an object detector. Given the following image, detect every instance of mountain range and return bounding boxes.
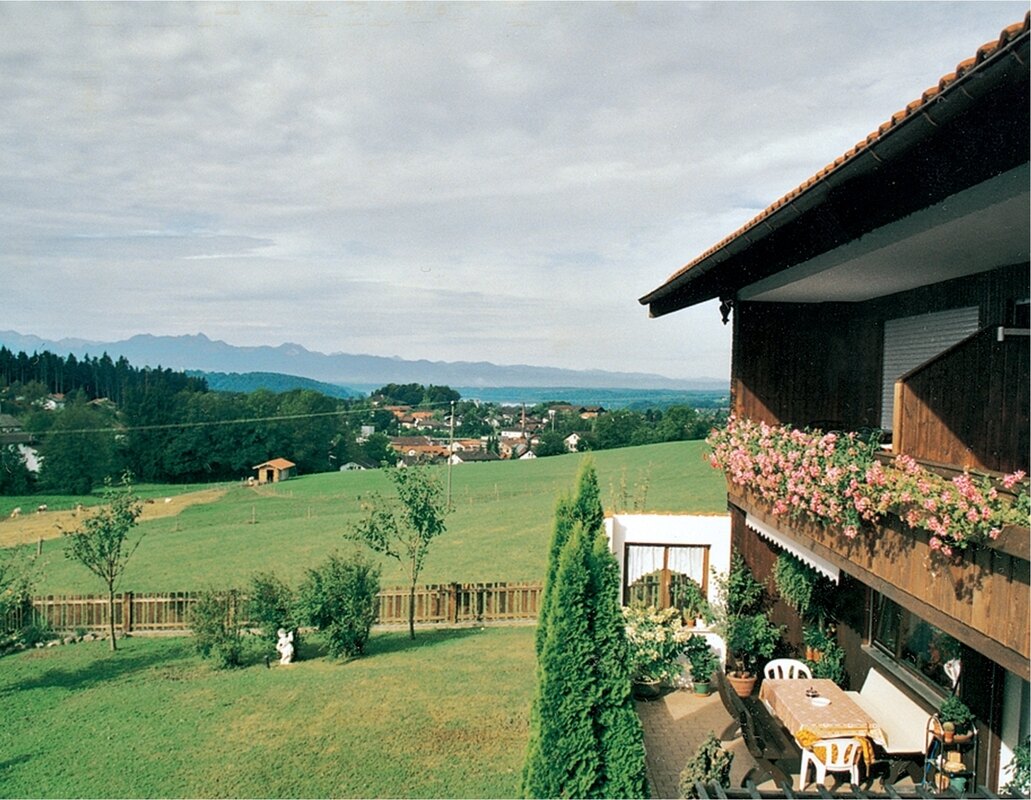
[0,331,726,392]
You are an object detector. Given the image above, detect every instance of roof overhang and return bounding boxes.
[640,16,1030,317]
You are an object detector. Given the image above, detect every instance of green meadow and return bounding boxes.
[23,441,725,594]
[0,442,724,798]
[0,628,537,799]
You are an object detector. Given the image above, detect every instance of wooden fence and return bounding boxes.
[2,582,543,635]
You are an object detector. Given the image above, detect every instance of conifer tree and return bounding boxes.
[534,492,574,655]
[522,522,601,798]
[523,459,648,799]
[589,531,649,798]
[572,457,605,534]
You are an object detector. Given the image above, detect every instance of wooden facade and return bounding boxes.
[894,325,1030,474]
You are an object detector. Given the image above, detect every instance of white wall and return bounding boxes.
[606,513,732,665]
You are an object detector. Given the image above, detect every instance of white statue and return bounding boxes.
[275,628,295,665]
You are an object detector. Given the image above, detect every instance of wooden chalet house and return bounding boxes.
[639,17,1029,792]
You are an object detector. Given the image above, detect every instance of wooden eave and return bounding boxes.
[640,15,1030,318]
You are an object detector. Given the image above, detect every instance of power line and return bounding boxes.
[28,400,459,438]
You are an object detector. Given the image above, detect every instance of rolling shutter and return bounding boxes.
[881,307,980,430]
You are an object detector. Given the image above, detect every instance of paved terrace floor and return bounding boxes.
[635,688,921,798]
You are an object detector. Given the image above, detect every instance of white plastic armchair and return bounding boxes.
[763,658,812,680]
[800,738,863,789]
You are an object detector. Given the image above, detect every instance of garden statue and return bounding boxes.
[275,628,295,664]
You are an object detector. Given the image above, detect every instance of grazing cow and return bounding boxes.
[9,507,20,519]
[36,504,47,514]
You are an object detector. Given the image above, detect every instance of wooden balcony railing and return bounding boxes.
[893,326,1029,474]
[728,484,1030,681]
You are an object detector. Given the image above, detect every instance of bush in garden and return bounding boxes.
[679,731,733,798]
[297,551,380,659]
[248,572,299,656]
[190,588,243,669]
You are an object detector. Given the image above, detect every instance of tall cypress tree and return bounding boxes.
[535,491,574,656]
[589,531,649,798]
[523,460,648,799]
[572,457,604,534]
[522,522,601,798]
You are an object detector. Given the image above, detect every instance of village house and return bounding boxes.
[639,16,1029,792]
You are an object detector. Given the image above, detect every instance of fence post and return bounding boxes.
[450,583,459,623]
[122,592,133,634]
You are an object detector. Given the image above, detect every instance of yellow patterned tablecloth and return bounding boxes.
[759,678,888,747]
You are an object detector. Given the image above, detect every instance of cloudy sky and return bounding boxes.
[2,2,1026,381]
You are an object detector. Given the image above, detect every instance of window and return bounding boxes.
[871,591,962,693]
[623,544,709,615]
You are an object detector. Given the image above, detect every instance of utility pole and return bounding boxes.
[447,400,455,508]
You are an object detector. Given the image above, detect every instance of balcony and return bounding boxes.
[708,418,1030,679]
[893,325,1029,474]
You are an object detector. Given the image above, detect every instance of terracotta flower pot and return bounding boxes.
[727,672,757,698]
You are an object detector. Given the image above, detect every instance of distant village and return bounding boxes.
[373,402,607,467]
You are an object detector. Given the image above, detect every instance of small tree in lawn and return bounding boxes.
[0,544,42,646]
[248,571,299,659]
[349,466,447,639]
[62,473,143,651]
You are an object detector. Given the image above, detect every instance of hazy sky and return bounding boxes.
[2,2,1026,381]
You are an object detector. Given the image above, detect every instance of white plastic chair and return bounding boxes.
[800,738,862,789]
[764,658,812,680]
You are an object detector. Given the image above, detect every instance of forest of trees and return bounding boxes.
[0,348,725,496]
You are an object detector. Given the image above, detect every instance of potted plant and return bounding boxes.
[711,552,783,697]
[683,635,719,695]
[623,605,690,699]
[802,624,831,662]
[774,553,821,620]
[673,577,713,627]
[1004,736,1029,797]
[937,695,975,742]
[807,635,847,687]
[678,731,734,799]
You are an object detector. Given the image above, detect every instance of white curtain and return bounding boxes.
[667,546,705,584]
[626,546,664,586]
[625,545,706,585]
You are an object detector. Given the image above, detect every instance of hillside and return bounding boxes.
[22,441,725,593]
[189,370,358,398]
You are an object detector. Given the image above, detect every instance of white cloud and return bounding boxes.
[1,0,1026,381]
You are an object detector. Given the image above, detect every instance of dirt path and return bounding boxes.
[0,488,228,548]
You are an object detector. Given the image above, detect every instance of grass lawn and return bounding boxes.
[0,626,537,798]
[18,441,725,594]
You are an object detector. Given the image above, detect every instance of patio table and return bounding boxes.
[759,678,888,747]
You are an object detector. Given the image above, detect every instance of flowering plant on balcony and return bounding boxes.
[622,604,691,683]
[854,456,1028,555]
[707,417,1030,557]
[706,416,881,537]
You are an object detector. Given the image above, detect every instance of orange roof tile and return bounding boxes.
[657,13,1030,290]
